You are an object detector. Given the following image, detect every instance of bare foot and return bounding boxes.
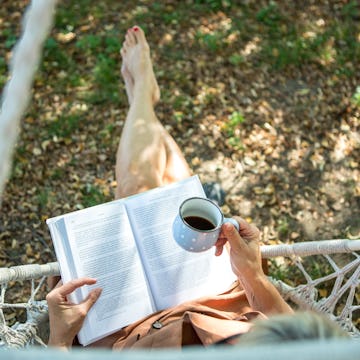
[120,51,135,104]
[120,26,160,105]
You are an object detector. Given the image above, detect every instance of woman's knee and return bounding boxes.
[115,173,162,199]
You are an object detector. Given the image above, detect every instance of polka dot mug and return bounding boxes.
[172,197,239,252]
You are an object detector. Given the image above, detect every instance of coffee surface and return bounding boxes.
[184,216,215,230]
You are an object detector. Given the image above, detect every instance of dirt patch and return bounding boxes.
[0,0,359,282]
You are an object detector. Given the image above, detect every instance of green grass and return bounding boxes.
[269,255,335,302]
[0,28,16,87]
[268,258,292,283]
[46,114,83,139]
[0,0,356,161]
[54,0,92,30]
[135,0,359,73]
[41,3,122,105]
[223,111,246,150]
[0,57,7,88]
[43,37,74,67]
[100,123,116,136]
[76,34,102,53]
[229,54,245,66]
[223,111,245,136]
[74,32,121,104]
[256,1,283,27]
[193,0,232,11]
[92,55,120,103]
[37,188,51,211]
[352,86,360,107]
[253,1,359,71]
[276,217,290,239]
[81,184,108,207]
[195,31,225,52]
[49,168,66,181]
[2,28,18,49]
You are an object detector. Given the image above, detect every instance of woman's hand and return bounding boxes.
[215,217,294,315]
[215,216,263,281]
[46,277,102,350]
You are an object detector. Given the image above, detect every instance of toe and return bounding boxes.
[120,47,126,59]
[127,29,137,45]
[123,36,131,49]
[125,33,133,46]
[132,25,147,45]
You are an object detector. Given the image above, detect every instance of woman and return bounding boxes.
[46,26,301,351]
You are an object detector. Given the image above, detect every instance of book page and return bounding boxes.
[62,200,154,345]
[125,176,236,311]
[47,218,78,293]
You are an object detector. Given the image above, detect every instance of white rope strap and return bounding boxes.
[261,239,360,258]
[0,262,59,284]
[0,0,58,202]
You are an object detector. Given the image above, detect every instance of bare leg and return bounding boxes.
[115,26,191,199]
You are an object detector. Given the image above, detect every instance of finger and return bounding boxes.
[214,236,228,256]
[233,216,260,242]
[215,244,223,256]
[55,278,97,298]
[81,288,102,313]
[46,279,64,303]
[222,222,246,252]
[214,236,227,247]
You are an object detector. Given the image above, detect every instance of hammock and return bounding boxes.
[1,239,359,348]
[0,0,359,351]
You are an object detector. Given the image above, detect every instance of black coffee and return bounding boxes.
[184,216,216,230]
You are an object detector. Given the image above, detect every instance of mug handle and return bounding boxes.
[223,217,239,231]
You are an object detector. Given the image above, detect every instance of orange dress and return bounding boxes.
[90,281,266,349]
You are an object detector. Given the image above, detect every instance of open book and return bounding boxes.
[46,175,236,346]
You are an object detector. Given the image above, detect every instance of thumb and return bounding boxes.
[82,288,102,313]
[222,222,245,252]
[234,216,260,242]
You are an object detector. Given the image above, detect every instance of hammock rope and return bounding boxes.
[1,240,359,348]
[0,0,58,202]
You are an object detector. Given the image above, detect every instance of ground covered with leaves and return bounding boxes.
[0,0,359,321]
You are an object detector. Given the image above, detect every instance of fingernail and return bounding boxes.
[225,222,236,233]
[95,288,102,295]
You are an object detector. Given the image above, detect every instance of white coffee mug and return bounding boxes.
[172,197,239,252]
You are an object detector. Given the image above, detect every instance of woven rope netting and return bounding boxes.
[262,241,360,338]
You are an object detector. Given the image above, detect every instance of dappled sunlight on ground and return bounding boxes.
[0,0,359,276]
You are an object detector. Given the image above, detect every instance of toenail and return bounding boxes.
[133,26,139,31]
